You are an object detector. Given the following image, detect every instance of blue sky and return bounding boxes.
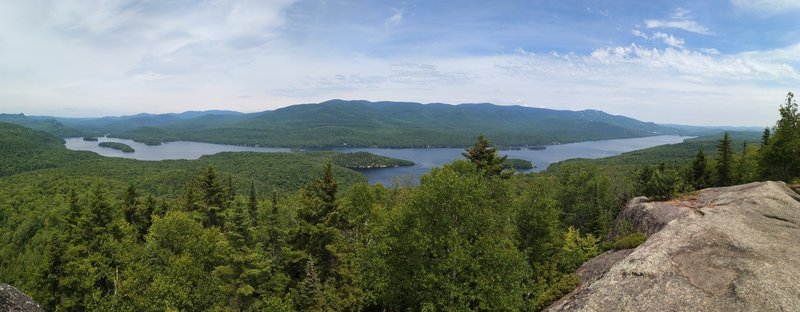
[0,0,798,126]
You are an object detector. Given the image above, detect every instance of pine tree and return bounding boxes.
[761,128,771,146]
[462,134,511,178]
[716,132,733,186]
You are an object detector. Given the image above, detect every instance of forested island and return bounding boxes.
[329,151,415,168]
[0,93,797,311]
[98,141,135,153]
[82,136,98,141]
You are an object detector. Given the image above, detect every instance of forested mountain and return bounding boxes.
[4,100,705,147]
[113,100,691,147]
[0,114,83,138]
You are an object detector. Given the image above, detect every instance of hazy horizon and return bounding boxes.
[0,1,798,126]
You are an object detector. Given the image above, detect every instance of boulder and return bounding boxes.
[0,284,44,312]
[547,181,800,312]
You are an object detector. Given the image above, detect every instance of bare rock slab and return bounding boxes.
[548,181,800,312]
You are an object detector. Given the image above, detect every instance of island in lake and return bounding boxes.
[505,158,534,170]
[82,137,98,141]
[329,151,415,169]
[98,142,135,153]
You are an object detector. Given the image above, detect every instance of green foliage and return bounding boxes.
[556,227,600,273]
[385,160,531,310]
[534,273,580,310]
[555,163,618,236]
[688,149,709,190]
[2,127,671,311]
[715,132,733,186]
[611,232,647,250]
[463,134,512,178]
[760,92,800,181]
[636,164,684,200]
[505,158,534,170]
[98,142,135,153]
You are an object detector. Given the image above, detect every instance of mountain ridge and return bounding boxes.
[1,100,749,148]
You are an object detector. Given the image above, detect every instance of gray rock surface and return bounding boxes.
[0,284,44,312]
[547,181,800,312]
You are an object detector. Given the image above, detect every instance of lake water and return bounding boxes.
[65,135,691,185]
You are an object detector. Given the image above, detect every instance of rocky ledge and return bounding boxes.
[0,284,43,312]
[547,181,800,312]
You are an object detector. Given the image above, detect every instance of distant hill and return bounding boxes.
[4,100,732,147]
[0,114,84,137]
[548,131,763,171]
[104,100,699,147]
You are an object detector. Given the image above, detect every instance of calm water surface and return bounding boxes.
[65,135,691,185]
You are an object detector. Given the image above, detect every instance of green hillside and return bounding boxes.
[0,122,366,195]
[103,100,692,147]
[549,131,762,171]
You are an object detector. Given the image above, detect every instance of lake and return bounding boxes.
[65,135,691,185]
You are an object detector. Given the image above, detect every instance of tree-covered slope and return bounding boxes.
[108,100,687,147]
[0,114,84,137]
[548,131,762,171]
[0,122,366,194]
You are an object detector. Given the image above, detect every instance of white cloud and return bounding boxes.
[644,8,711,34]
[632,29,648,39]
[652,32,685,48]
[730,0,800,14]
[386,9,403,26]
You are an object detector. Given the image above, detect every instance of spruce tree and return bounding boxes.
[248,182,259,227]
[462,134,510,178]
[200,166,225,227]
[716,132,733,186]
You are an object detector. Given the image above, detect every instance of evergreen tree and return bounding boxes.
[200,166,225,227]
[294,162,340,281]
[215,201,270,311]
[299,258,325,312]
[716,132,733,186]
[248,182,259,227]
[462,134,511,178]
[760,92,800,181]
[761,127,771,146]
[122,185,138,224]
[689,149,708,190]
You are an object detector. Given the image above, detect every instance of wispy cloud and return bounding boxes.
[644,8,710,35]
[385,9,403,26]
[730,0,800,14]
[651,32,685,48]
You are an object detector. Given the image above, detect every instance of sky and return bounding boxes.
[0,0,798,126]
